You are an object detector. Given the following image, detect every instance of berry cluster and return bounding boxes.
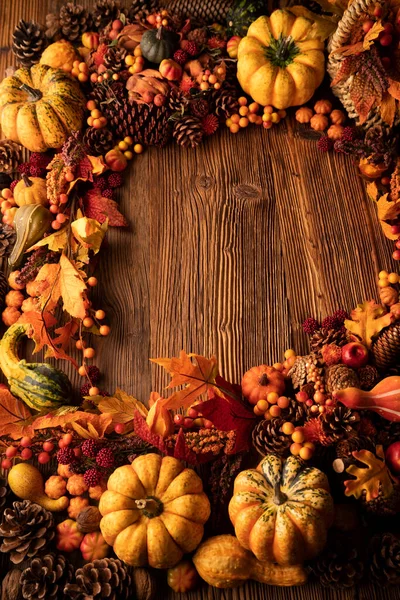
[226,96,287,134]
[125,47,145,75]
[70,59,90,83]
[173,406,214,430]
[86,100,108,129]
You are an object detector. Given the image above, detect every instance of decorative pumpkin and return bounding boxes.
[58,463,74,478]
[295,106,313,123]
[68,496,90,520]
[0,322,73,411]
[237,12,325,109]
[2,307,21,326]
[99,453,211,568]
[227,36,242,59]
[0,63,85,152]
[193,535,307,588]
[241,365,285,405]
[327,124,344,140]
[334,376,400,422]
[66,474,88,496]
[40,40,79,71]
[44,475,67,500]
[82,32,100,50]
[105,148,128,172]
[159,59,182,81]
[314,99,332,114]
[330,109,346,125]
[310,113,328,131]
[167,560,199,592]
[140,27,178,64]
[80,532,109,561]
[77,506,103,533]
[56,519,84,552]
[8,463,69,512]
[228,454,334,565]
[88,481,107,500]
[9,204,52,268]
[5,290,24,309]
[14,175,47,207]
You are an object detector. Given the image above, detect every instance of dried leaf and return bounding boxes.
[0,389,32,440]
[27,227,69,253]
[34,263,61,312]
[83,189,128,227]
[50,321,79,352]
[376,193,400,239]
[71,217,107,254]
[71,413,113,439]
[88,155,107,175]
[150,351,220,410]
[309,0,347,16]
[332,41,364,57]
[31,407,84,430]
[59,254,87,320]
[98,388,148,423]
[345,300,394,347]
[380,92,396,126]
[16,311,57,353]
[363,21,384,49]
[366,181,379,201]
[388,78,400,100]
[133,410,167,452]
[344,446,396,501]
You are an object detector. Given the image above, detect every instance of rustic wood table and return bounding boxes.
[1,1,400,598]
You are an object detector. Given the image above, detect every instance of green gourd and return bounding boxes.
[8,204,52,268]
[140,27,178,64]
[0,323,72,411]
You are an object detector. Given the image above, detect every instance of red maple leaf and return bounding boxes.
[83,189,128,227]
[133,410,167,453]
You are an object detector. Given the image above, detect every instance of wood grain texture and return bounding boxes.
[1,1,400,599]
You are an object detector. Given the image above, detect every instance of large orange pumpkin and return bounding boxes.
[228,454,334,565]
[99,453,211,569]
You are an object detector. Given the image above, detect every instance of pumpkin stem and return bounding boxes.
[135,496,164,518]
[259,373,269,386]
[273,482,287,505]
[22,174,33,188]
[19,83,42,102]
[156,26,164,40]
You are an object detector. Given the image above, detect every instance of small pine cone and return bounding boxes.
[173,115,204,148]
[12,20,47,67]
[59,3,93,42]
[127,0,159,24]
[310,535,364,588]
[0,500,55,565]
[64,558,131,599]
[0,224,17,258]
[83,127,114,155]
[212,88,239,120]
[45,12,61,41]
[372,322,400,372]
[93,0,122,30]
[321,405,360,441]
[21,553,74,600]
[326,364,359,393]
[310,328,348,353]
[168,88,189,113]
[279,398,309,424]
[103,46,127,73]
[368,533,400,585]
[0,477,8,512]
[190,98,209,118]
[287,355,310,389]
[0,139,22,174]
[187,27,208,45]
[358,365,379,390]
[252,418,291,457]
[104,99,172,147]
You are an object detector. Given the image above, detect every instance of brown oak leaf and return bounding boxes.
[16,311,57,353]
[98,388,148,423]
[345,300,394,347]
[344,446,396,501]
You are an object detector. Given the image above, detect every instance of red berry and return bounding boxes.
[374,6,383,17]
[383,22,394,34]
[112,19,123,30]
[38,452,51,464]
[381,176,391,185]
[58,439,66,448]
[62,433,73,446]
[381,56,391,68]
[390,224,400,235]
[380,34,393,46]
[1,459,12,470]
[114,422,125,434]
[174,414,184,426]
[187,407,198,418]
[203,419,213,429]
[74,447,82,458]
[20,436,32,447]
[5,446,17,458]
[20,448,33,460]
[396,239,400,249]
[183,417,193,428]
[393,249,400,260]
[43,441,54,452]
[362,19,374,33]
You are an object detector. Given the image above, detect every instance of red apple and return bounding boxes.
[386,441,400,474]
[341,342,369,369]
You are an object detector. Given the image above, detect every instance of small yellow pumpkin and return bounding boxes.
[40,40,79,71]
[14,175,48,207]
[237,11,325,109]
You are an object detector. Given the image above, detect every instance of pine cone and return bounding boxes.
[310,535,364,588]
[59,3,93,42]
[0,224,17,258]
[12,20,47,68]
[279,397,309,424]
[128,0,159,24]
[0,139,22,174]
[187,27,208,45]
[372,322,400,372]
[326,364,359,393]
[362,483,400,516]
[92,81,125,106]
[0,500,55,565]
[164,0,234,24]
[369,533,400,585]
[173,115,203,147]
[190,98,210,118]
[212,88,239,120]
[321,405,359,441]
[336,436,375,460]
[0,478,8,512]
[358,364,379,390]
[252,418,291,456]
[83,127,114,155]
[168,88,189,113]
[21,553,73,600]
[287,355,309,389]
[103,46,127,73]
[64,558,131,599]
[310,328,348,353]
[93,0,123,29]
[45,13,61,41]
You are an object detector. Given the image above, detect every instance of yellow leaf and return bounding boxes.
[27,227,69,252]
[34,263,61,312]
[380,92,396,127]
[363,20,384,49]
[366,181,379,201]
[388,78,400,101]
[88,155,107,175]
[71,217,107,254]
[344,446,395,501]
[71,413,113,438]
[59,254,87,320]
[345,300,394,347]
[98,388,148,423]
[376,193,400,240]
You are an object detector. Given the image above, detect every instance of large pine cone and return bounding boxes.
[21,553,73,600]
[321,405,359,441]
[0,139,22,174]
[372,322,400,372]
[104,99,172,147]
[64,558,131,599]
[252,418,291,457]
[358,364,379,390]
[326,364,359,393]
[12,20,47,67]
[173,115,203,148]
[310,328,348,353]
[369,533,400,585]
[310,535,364,588]
[93,0,123,29]
[59,3,93,42]
[0,500,54,565]
[164,0,234,24]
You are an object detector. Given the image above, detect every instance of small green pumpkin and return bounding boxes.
[0,323,73,411]
[9,204,52,268]
[140,27,178,64]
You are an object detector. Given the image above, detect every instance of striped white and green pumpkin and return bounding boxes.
[228,454,334,565]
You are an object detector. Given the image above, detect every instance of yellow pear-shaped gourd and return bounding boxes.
[8,462,69,512]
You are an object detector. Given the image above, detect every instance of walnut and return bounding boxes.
[76,506,102,533]
[295,106,313,124]
[380,286,399,307]
[131,568,158,600]
[310,114,329,132]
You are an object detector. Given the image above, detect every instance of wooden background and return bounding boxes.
[1,0,400,598]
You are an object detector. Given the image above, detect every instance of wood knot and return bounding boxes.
[233,184,261,200]
[197,175,214,189]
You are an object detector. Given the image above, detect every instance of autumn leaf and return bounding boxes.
[71,413,113,439]
[150,351,220,410]
[0,389,32,440]
[376,193,400,240]
[366,181,379,201]
[331,41,364,56]
[16,311,57,353]
[71,217,107,254]
[345,300,394,347]
[133,410,168,453]
[363,20,384,49]
[50,321,79,352]
[59,254,87,320]
[27,227,69,253]
[380,92,396,126]
[31,406,84,430]
[98,388,148,423]
[388,78,400,100]
[83,189,128,227]
[34,263,61,312]
[344,446,396,501]
[88,155,107,175]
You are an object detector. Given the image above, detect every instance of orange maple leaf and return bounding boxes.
[17,311,57,353]
[0,388,33,440]
[34,263,62,312]
[32,409,99,431]
[150,351,220,410]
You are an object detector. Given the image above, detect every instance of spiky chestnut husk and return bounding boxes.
[56,447,75,464]
[321,344,342,366]
[302,317,319,335]
[83,468,102,487]
[96,447,114,468]
[202,114,219,136]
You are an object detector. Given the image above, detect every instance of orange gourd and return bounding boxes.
[68,496,90,520]
[334,376,400,422]
[241,365,285,405]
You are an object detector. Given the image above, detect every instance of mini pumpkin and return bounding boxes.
[330,109,346,125]
[80,531,109,561]
[68,496,90,520]
[14,175,47,207]
[310,113,328,131]
[241,365,285,405]
[45,475,67,500]
[228,454,334,565]
[5,290,24,309]
[57,463,74,478]
[99,453,211,569]
[314,99,332,114]
[237,11,325,109]
[66,474,88,496]
[167,560,199,592]
[295,106,313,123]
[327,124,343,140]
[88,481,107,501]
[56,519,84,552]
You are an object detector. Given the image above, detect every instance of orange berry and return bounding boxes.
[88,277,98,287]
[87,100,96,111]
[99,325,111,336]
[238,96,247,106]
[253,405,264,416]
[271,112,280,124]
[79,62,88,73]
[83,317,94,328]
[91,109,102,119]
[97,75,103,83]
[92,118,103,129]
[76,340,86,350]
[255,116,263,125]
[87,116,94,126]
[124,151,133,160]
[229,124,240,133]
[269,405,281,417]
[84,347,95,359]
[230,114,240,124]
[124,136,133,145]
[291,429,305,444]
[78,365,88,376]
[290,442,302,456]
[299,446,313,460]
[200,82,209,91]
[95,310,106,320]
[1,188,12,199]
[208,74,217,84]
[133,144,143,154]
[277,396,290,409]
[89,387,100,396]
[267,392,279,404]
[78,73,88,83]
[73,60,80,68]
[272,362,283,371]
[71,68,79,77]
[282,422,295,435]
[303,442,315,450]
[133,46,142,57]
[314,391,325,404]
[264,105,273,114]
[262,113,271,122]
[239,106,249,116]
[278,110,287,119]
[90,73,98,83]
[248,114,258,123]
[239,117,249,128]
[249,102,260,114]
[256,399,269,412]
[284,349,296,359]
[118,140,129,151]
